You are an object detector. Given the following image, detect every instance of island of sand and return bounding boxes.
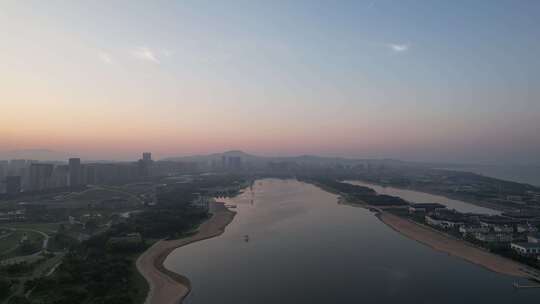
[136,202,236,304]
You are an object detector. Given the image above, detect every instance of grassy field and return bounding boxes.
[0,231,22,253]
[0,230,44,258]
[0,223,60,236]
[70,188,135,201]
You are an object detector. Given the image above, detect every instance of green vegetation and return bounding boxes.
[16,173,247,304]
[0,230,44,260]
[0,232,20,253]
[126,255,149,304]
[23,228,148,304]
[1,223,60,236]
[71,188,127,200]
[305,178,408,206]
[0,260,43,277]
[46,229,77,252]
[0,277,12,301]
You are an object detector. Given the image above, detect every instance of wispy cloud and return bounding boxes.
[131,47,160,64]
[161,49,173,57]
[388,43,409,52]
[98,51,113,64]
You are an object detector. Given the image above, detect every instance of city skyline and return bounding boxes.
[2,2,540,303]
[2,1,540,164]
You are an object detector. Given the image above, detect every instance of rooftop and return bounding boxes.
[512,242,540,249]
[410,203,446,209]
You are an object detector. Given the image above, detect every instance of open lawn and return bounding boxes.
[0,223,60,236]
[70,187,135,201]
[0,231,22,253]
[0,230,45,259]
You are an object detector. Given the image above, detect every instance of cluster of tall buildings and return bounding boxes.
[0,152,153,195]
[221,155,243,170]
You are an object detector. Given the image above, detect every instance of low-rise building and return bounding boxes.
[191,193,210,211]
[493,225,514,233]
[474,232,513,243]
[527,232,540,243]
[459,225,490,236]
[507,195,523,202]
[479,216,522,234]
[408,203,446,214]
[1,209,26,222]
[511,242,540,256]
[517,224,538,234]
[425,210,466,229]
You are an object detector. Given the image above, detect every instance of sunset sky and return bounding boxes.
[1,1,539,163]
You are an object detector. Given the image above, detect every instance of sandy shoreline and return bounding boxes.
[377,211,530,278]
[136,202,236,304]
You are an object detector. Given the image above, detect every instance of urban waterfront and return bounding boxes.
[165,179,540,304]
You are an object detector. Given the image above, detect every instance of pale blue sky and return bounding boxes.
[1,0,539,163]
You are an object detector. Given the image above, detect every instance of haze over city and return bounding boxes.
[3,2,540,304]
[2,0,539,164]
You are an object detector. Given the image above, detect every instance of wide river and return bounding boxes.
[165,179,539,304]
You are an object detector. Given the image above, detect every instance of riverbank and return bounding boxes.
[377,211,529,278]
[136,202,236,304]
[310,179,536,278]
[345,178,518,213]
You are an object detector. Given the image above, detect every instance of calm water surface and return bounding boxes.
[165,179,538,304]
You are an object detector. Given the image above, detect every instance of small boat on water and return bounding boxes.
[225,204,237,209]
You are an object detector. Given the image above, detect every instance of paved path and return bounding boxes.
[0,228,50,264]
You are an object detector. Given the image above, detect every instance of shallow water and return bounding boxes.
[345,180,500,215]
[165,179,538,304]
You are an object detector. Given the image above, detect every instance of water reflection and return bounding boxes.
[165,179,537,304]
[345,180,500,215]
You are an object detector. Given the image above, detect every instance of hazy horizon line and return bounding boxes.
[2,148,540,167]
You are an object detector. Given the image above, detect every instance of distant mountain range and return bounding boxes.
[162,150,428,168]
[3,149,539,185]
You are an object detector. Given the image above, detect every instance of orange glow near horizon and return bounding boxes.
[1,1,540,164]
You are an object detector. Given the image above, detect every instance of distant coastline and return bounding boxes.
[439,165,540,187]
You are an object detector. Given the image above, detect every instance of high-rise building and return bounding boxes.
[0,161,7,192]
[8,159,27,176]
[142,152,152,162]
[69,158,81,187]
[84,164,98,185]
[228,156,242,170]
[221,155,227,169]
[29,163,54,191]
[5,176,21,195]
[50,165,69,188]
[138,152,153,177]
[0,160,8,180]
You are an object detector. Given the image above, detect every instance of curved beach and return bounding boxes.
[378,212,530,278]
[136,202,236,304]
